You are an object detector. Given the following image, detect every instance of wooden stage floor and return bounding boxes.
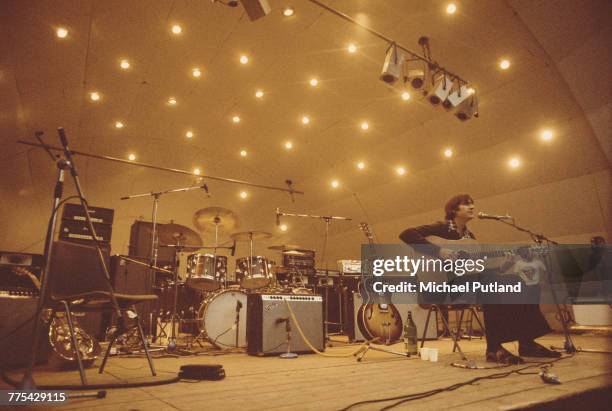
[2,333,611,410]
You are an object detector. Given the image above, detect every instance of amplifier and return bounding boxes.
[59,219,112,244]
[62,203,114,225]
[129,221,175,262]
[338,260,361,274]
[0,296,48,368]
[283,249,315,271]
[247,293,324,356]
[0,251,43,291]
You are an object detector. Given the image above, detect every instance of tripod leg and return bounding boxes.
[421,307,433,348]
[134,310,156,376]
[61,301,87,385]
[99,332,118,374]
[438,308,467,360]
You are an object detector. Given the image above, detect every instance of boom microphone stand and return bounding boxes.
[121,184,210,350]
[275,209,352,344]
[22,129,127,389]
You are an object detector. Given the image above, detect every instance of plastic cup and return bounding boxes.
[419,347,430,361]
[429,348,439,362]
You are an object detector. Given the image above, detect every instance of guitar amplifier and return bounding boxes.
[0,251,43,291]
[60,203,114,245]
[247,293,324,356]
[282,249,315,274]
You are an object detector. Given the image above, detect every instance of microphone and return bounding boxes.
[477,212,513,220]
[285,180,295,203]
[275,207,281,226]
[275,317,288,324]
[231,240,236,257]
[57,127,76,175]
[201,183,211,197]
[236,300,242,312]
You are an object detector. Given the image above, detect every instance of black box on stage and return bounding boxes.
[129,221,175,262]
[59,203,114,245]
[246,293,324,356]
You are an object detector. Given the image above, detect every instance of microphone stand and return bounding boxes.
[121,184,210,350]
[492,218,580,354]
[276,210,352,345]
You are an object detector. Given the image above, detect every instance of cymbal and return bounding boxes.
[282,250,306,256]
[230,231,272,241]
[268,244,301,251]
[193,207,240,232]
[148,223,202,247]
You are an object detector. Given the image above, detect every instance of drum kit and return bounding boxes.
[146,207,313,351]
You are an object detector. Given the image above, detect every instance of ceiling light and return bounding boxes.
[360,121,369,131]
[446,3,457,14]
[508,156,521,169]
[356,161,365,170]
[282,6,294,17]
[120,59,130,70]
[284,141,293,150]
[443,148,453,158]
[171,24,182,34]
[540,129,554,142]
[301,116,310,125]
[232,115,241,123]
[280,224,288,231]
[192,67,202,78]
[56,27,68,38]
[240,149,247,157]
[239,55,249,65]
[499,59,511,70]
[401,91,411,101]
[239,191,248,199]
[167,97,177,106]
[128,153,136,161]
[330,179,339,188]
[309,78,318,87]
[347,43,357,53]
[255,89,264,98]
[89,91,101,102]
[115,121,124,129]
[185,130,194,138]
[396,166,406,176]
[193,168,201,175]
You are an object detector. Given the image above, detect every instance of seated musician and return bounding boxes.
[399,194,560,364]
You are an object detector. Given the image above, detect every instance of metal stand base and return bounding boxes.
[280,352,298,359]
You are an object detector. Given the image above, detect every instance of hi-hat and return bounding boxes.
[230,231,272,241]
[148,223,202,247]
[193,207,240,232]
[268,244,301,251]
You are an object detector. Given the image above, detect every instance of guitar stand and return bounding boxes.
[354,341,410,362]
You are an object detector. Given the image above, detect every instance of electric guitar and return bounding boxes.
[357,223,403,344]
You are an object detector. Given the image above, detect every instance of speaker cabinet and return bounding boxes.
[247,293,324,356]
[0,297,48,368]
[129,220,176,262]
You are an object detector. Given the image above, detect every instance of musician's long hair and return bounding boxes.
[444,194,474,220]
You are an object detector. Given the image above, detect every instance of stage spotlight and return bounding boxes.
[380,44,405,85]
[455,94,479,121]
[239,0,271,21]
[428,74,453,106]
[443,83,472,110]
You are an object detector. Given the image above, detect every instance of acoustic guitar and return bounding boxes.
[357,223,403,344]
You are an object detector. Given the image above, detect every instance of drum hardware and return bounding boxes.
[273,209,353,344]
[120,185,205,348]
[231,231,273,289]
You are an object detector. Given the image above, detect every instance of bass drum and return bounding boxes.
[198,288,248,349]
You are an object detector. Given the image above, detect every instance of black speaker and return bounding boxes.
[0,296,48,368]
[247,293,324,356]
[129,221,176,262]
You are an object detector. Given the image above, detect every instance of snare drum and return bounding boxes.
[197,288,248,348]
[186,254,227,291]
[235,256,273,289]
